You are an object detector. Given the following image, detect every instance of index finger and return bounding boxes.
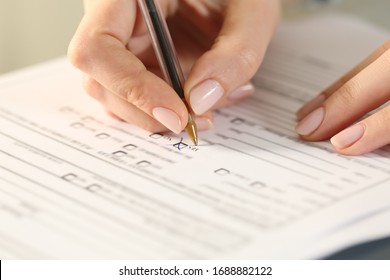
[296,40,390,120]
[68,0,189,134]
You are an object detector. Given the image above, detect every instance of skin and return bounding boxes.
[70,0,388,156]
[68,0,280,134]
[296,40,390,155]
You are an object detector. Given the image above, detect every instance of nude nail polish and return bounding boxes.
[152,107,182,134]
[295,107,325,135]
[331,123,365,149]
[190,80,224,115]
[228,84,255,100]
[296,94,326,120]
[195,117,213,131]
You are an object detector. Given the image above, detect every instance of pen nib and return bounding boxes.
[185,114,198,146]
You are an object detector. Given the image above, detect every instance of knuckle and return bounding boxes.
[336,80,361,105]
[120,80,150,110]
[114,69,153,110]
[235,45,262,76]
[378,106,390,127]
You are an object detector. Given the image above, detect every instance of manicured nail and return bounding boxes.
[295,107,325,135]
[190,79,224,115]
[296,94,326,120]
[331,123,365,149]
[228,83,255,100]
[152,107,182,134]
[195,117,213,131]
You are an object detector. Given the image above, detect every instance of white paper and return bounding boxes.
[1,14,390,259]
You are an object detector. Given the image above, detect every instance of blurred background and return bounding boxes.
[0,0,83,74]
[1,0,390,74]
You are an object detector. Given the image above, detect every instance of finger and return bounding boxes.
[211,82,255,109]
[184,0,280,115]
[69,0,188,134]
[174,0,224,40]
[330,106,390,155]
[165,1,225,74]
[295,48,390,142]
[194,112,214,131]
[105,110,123,121]
[296,39,390,120]
[83,76,167,132]
[84,76,214,132]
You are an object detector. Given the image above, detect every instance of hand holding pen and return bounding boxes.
[69,0,279,140]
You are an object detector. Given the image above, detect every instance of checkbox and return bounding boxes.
[149,133,163,139]
[123,144,138,151]
[96,133,110,140]
[62,173,78,182]
[82,116,95,122]
[173,141,188,150]
[231,118,245,125]
[112,151,127,157]
[137,161,151,167]
[86,184,102,192]
[71,122,84,129]
[250,181,267,188]
[214,168,230,176]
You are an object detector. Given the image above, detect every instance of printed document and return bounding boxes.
[1,14,390,259]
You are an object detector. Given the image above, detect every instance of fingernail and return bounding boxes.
[331,123,365,149]
[228,83,255,100]
[189,79,224,115]
[195,117,213,131]
[152,107,182,134]
[295,107,325,135]
[296,94,326,120]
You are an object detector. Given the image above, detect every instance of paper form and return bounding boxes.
[1,14,390,259]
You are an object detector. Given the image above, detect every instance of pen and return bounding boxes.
[137,0,198,145]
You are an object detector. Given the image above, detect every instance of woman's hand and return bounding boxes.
[295,40,390,155]
[68,0,280,134]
